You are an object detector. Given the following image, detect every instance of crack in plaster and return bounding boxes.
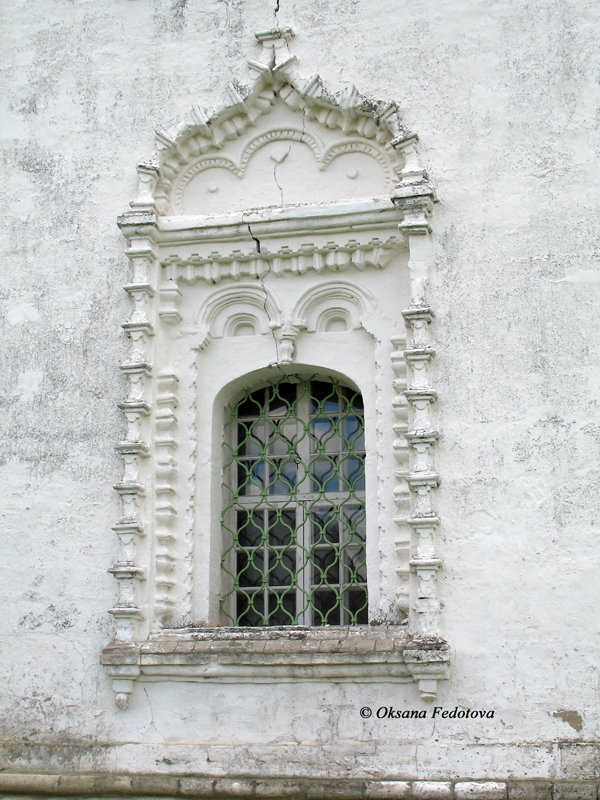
[244,219,285,374]
[272,146,291,206]
[143,687,166,742]
[273,107,307,208]
[240,91,305,375]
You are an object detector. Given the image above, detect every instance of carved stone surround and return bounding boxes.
[103,28,446,710]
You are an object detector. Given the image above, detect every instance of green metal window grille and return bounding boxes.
[221,377,367,627]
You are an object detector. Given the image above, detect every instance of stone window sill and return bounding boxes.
[101,627,449,708]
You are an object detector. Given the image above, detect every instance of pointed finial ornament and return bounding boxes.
[254,27,295,68]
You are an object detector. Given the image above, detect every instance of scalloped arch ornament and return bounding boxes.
[171,131,395,215]
[128,27,412,217]
[105,26,449,711]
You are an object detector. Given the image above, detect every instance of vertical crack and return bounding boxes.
[273,147,291,207]
[243,217,287,378]
[239,110,307,374]
[144,687,166,741]
[273,106,307,207]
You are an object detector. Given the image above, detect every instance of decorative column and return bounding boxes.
[104,165,160,709]
[403,314,440,636]
[391,135,449,699]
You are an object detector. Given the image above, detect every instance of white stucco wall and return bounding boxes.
[1,0,599,786]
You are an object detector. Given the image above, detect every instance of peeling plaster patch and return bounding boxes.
[6,303,41,326]
[13,370,43,403]
[553,710,583,732]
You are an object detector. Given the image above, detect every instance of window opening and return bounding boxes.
[221,377,367,626]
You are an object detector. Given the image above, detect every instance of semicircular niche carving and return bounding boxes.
[180,134,391,216]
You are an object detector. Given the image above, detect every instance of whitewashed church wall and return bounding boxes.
[1,0,599,788]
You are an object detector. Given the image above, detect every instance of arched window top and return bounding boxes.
[221,376,367,627]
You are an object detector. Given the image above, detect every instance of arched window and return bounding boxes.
[221,377,367,626]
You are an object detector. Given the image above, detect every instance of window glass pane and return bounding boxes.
[345,588,368,624]
[268,458,297,494]
[342,386,364,413]
[341,454,365,492]
[237,509,264,547]
[237,590,264,626]
[237,550,264,587]
[311,456,339,493]
[238,460,264,496]
[268,549,296,587]
[269,382,297,415]
[268,420,297,455]
[268,591,296,625]
[310,381,339,415]
[344,545,367,583]
[341,415,364,451]
[312,547,340,586]
[311,507,338,544]
[237,389,265,418]
[343,504,366,543]
[310,417,340,454]
[268,509,295,546]
[237,421,263,457]
[312,590,340,626]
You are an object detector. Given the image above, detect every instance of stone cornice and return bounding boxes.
[117,210,159,236]
[157,198,403,242]
[157,201,405,285]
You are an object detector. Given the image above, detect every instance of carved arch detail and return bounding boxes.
[196,283,283,339]
[293,279,377,333]
[240,128,322,173]
[225,314,259,338]
[320,140,393,181]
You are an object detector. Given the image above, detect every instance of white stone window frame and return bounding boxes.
[102,28,449,710]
